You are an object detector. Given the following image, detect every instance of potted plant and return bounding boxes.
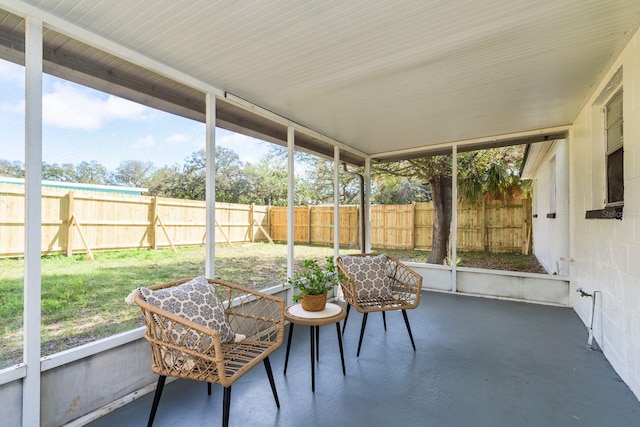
[287,256,342,311]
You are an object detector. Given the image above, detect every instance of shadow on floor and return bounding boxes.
[88,291,640,427]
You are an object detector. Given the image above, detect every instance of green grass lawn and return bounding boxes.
[382,248,547,273]
[0,243,544,368]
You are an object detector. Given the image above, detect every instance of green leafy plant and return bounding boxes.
[287,256,343,303]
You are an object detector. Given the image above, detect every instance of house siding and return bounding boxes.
[570,28,640,399]
[530,140,571,276]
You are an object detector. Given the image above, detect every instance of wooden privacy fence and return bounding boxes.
[0,182,531,258]
[0,183,270,258]
[270,205,360,247]
[271,198,532,254]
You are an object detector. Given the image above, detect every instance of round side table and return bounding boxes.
[283,302,347,393]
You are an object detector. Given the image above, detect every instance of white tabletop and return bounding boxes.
[287,302,342,319]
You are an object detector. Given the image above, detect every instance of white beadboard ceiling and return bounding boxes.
[3,0,640,160]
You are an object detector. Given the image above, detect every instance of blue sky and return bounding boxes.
[0,58,271,171]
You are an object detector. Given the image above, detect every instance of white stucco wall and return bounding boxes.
[405,262,452,291]
[530,140,571,276]
[457,267,569,305]
[569,28,640,400]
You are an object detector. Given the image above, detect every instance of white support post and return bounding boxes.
[287,127,295,296]
[23,16,43,427]
[205,94,216,278]
[333,147,340,257]
[364,158,372,253]
[451,145,458,292]
[334,147,343,300]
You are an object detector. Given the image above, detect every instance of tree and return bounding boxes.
[72,160,109,184]
[213,147,247,203]
[298,155,361,205]
[148,148,249,202]
[241,153,289,206]
[146,164,183,198]
[260,145,355,206]
[373,146,525,264]
[42,162,75,182]
[1,160,111,184]
[171,150,207,201]
[457,147,525,205]
[110,160,155,188]
[371,175,430,205]
[0,160,25,178]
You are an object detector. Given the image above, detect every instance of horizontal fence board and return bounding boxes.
[0,183,530,257]
[270,206,360,247]
[0,184,271,257]
[370,204,414,249]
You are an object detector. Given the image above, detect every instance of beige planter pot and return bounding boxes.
[300,292,327,311]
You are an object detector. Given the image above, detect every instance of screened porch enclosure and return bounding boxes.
[1,1,640,426]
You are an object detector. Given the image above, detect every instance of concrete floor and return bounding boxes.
[88,291,640,427]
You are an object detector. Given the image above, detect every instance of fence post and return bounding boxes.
[356,205,360,248]
[308,206,312,244]
[66,191,74,257]
[481,198,487,251]
[266,206,270,242]
[267,205,271,243]
[522,197,532,255]
[151,197,158,250]
[249,203,255,242]
[411,202,416,249]
[267,205,272,243]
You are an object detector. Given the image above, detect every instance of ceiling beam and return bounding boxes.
[373,126,570,162]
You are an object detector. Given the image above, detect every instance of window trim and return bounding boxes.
[604,89,623,207]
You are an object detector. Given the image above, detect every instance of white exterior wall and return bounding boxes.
[457,268,569,305]
[530,140,571,276]
[405,262,452,292]
[569,28,640,400]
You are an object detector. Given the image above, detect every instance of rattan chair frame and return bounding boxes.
[336,253,423,356]
[134,277,285,427]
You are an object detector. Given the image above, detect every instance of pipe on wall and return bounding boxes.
[342,163,365,253]
[576,287,600,350]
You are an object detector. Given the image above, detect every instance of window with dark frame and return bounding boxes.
[606,90,623,206]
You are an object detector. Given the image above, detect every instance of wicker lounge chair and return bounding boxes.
[336,253,422,356]
[132,277,285,427]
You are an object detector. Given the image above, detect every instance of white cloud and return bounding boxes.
[132,135,156,149]
[216,129,270,164]
[0,99,24,113]
[166,133,190,144]
[0,60,24,84]
[103,96,147,120]
[42,82,148,130]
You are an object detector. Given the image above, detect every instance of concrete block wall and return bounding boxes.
[569,28,640,400]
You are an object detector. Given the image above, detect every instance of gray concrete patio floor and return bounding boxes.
[88,291,640,427]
